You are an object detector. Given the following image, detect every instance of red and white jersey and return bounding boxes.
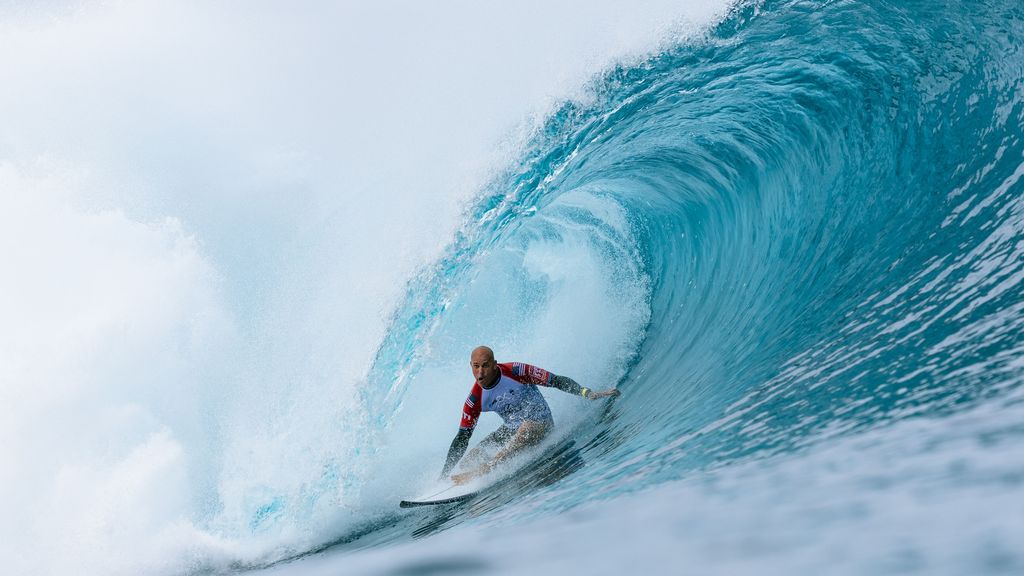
[459,362,555,432]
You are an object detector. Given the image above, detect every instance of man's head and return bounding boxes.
[470,346,500,387]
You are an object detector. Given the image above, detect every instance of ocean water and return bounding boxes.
[2,0,1024,575]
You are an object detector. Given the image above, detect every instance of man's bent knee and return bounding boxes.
[518,421,549,444]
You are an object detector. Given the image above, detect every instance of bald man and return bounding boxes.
[441,346,620,484]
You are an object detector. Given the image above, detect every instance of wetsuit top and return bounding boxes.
[441,362,591,477]
[459,362,555,432]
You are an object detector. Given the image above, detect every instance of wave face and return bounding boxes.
[510,0,1024,487]
[347,0,1024,572]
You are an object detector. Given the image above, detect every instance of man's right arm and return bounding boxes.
[440,429,472,478]
[441,384,482,479]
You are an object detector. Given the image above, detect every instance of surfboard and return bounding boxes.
[399,439,581,508]
[399,485,480,508]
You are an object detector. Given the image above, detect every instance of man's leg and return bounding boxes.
[492,420,549,465]
[451,422,552,485]
[459,426,516,470]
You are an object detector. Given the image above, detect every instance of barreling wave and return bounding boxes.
[362,0,1024,531]
[216,0,1024,567]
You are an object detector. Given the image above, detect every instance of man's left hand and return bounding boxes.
[587,388,621,400]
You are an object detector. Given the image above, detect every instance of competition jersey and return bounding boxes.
[459,362,555,432]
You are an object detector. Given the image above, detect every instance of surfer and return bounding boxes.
[441,345,620,485]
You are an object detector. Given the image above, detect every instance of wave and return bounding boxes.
[367,0,1024,506]
[5,0,1024,573]
[326,0,1024,568]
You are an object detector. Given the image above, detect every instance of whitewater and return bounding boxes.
[2,0,1023,574]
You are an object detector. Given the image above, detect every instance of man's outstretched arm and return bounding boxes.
[440,429,473,479]
[549,374,621,400]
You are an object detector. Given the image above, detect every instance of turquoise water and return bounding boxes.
[324,0,1024,572]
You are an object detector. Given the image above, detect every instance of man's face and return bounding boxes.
[470,350,499,387]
